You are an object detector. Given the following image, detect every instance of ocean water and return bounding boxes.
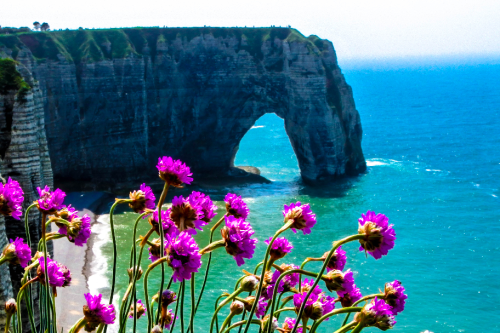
[94,61,500,333]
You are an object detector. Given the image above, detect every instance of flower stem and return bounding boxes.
[41,212,53,333]
[156,183,170,325]
[221,320,261,333]
[210,288,244,333]
[168,283,182,333]
[332,321,357,333]
[180,280,185,333]
[289,234,365,333]
[241,221,294,333]
[350,322,365,333]
[309,307,362,333]
[144,257,167,331]
[219,313,236,333]
[190,273,195,333]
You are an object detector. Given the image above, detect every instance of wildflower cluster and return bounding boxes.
[1,156,407,333]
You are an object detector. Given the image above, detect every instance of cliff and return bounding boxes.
[0,27,365,189]
[0,59,53,330]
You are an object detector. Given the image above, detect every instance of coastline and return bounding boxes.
[53,192,113,332]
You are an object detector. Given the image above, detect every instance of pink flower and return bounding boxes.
[0,177,24,220]
[265,237,293,261]
[168,195,206,234]
[156,156,193,187]
[129,183,156,214]
[224,193,249,219]
[1,237,31,267]
[166,233,202,282]
[383,280,407,315]
[283,202,316,235]
[358,211,396,259]
[188,191,217,223]
[221,215,258,266]
[36,186,65,214]
[83,293,116,325]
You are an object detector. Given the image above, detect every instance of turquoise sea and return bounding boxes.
[96,60,500,333]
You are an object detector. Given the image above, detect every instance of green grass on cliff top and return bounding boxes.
[0,27,330,63]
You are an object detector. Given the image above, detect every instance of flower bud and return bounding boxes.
[5,298,17,316]
[128,300,146,319]
[355,297,396,331]
[309,301,324,320]
[230,300,244,315]
[129,190,147,213]
[242,296,256,312]
[323,270,344,292]
[151,325,163,333]
[261,315,278,332]
[241,275,259,292]
[161,289,177,307]
[127,266,143,282]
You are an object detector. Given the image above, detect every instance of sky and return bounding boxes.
[1,0,500,62]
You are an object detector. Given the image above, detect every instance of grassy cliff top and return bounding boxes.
[0,27,331,63]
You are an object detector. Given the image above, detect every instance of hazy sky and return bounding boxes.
[2,0,500,61]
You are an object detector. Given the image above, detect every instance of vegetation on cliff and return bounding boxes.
[0,27,330,64]
[0,58,30,102]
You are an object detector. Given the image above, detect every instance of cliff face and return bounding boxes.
[0,27,365,189]
[0,59,53,330]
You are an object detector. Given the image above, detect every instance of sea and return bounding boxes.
[90,58,500,333]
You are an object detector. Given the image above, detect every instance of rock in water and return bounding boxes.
[0,27,366,190]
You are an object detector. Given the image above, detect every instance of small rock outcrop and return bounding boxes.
[0,27,365,190]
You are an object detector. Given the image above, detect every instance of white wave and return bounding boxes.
[425,169,442,172]
[88,214,119,332]
[366,160,387,166]
[251,125,265,129]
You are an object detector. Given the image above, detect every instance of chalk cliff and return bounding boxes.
[0,27,365,190]
[0,58,53,330]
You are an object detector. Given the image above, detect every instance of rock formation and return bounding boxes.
[0,58,53,331]
[0,27,365,191]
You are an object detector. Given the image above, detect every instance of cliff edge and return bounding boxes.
[0,27,366,190]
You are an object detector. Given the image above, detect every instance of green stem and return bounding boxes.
[219,313,235,333]
[144,258,167,331]
[132,213,148,333]
[274,307,295,315]
[210,288,244,333]
[222,320,261,333]
[350,322,365,333]
[51,292,57,333]
[289,234,366,333]
[267,269,318,333]
[5,314,12,333]
[169,283,182,333]
[190,273,196,333]
[241,221,294,333]
[68,318,87,333]
[214,295,224,333]
[156,183,170,325]
[180,281,185,333]
[332,321,357,333]
[41,212,53,333]
[309,307,362,333]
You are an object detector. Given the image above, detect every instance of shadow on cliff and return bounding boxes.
[297,176,361,199]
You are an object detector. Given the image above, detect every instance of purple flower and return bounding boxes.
[338,284,362,308]
[383,280,407,315]
[188,191,218,223]
[264,265,299,299]
[282,317,303,333]
[255,297,268,318]
[166,232,202,282]
[358,211,396,259]
[1,237,31,267]
[356,297,396,330]
[220,215,258,266]
[156,156,193,188]
[300,278,323,296]
[37,257,69,288]
[265,237,293,261]
[293,292,335,321]
[36,186,65,214]
[58,210,92,247]
[129,183,156,214]
[150,210,179,238]
[283,202,316,235]
[128,299,146,319]
[224,193,249,219]
[168,195,206,234]
[324,246,347,272]
[83,293,116,326]
[0,177,24,220]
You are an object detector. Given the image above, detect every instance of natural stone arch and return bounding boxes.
[1,27,366,189]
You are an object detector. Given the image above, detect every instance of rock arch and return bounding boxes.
[0,27,366,189]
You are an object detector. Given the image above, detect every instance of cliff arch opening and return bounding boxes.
[233,113,300,182]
